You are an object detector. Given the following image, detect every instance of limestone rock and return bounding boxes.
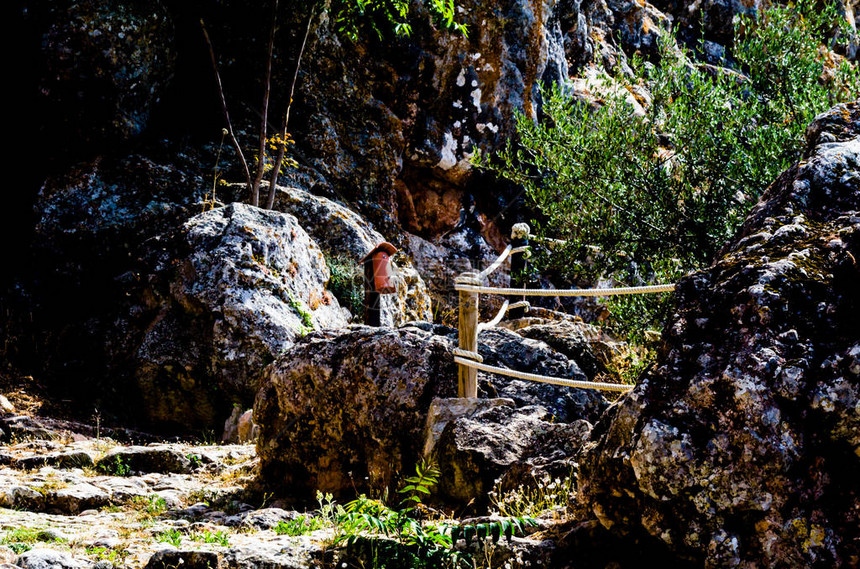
[255,325,458,499]
[406,229,510,318]
[96,446,193,475]
[144,550,220,569]
[15,548,89,569]
[271,184,432,325]
[576,101,860,567]
[22,151,208,425]
[478,328,609,424]
[49,483,110,514]
[434,403,558,504]
[422,397,516,457]
[132,203,348,429]
[510,319,622,381]
[15,452,94,471]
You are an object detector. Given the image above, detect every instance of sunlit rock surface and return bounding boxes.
[576,100,860,568]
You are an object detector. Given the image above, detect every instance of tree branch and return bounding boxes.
[267,6,315,210]
[200,19,253,195]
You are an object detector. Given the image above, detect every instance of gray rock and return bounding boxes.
[422,397,516,457]
[15,452,94,471]
[15,548,89,569]
[576,100,860,567]
[511,319,629,382]
[144,550,220,569]
[49,483,110,514]
[255,325,458,499]
[220,542,317,569]
[36,0,175,146]
[96,446,192,475]
[435,403,556,504]
[133,203,348,429]
[90,477,150,502]
[236,508,298,530]
[478,328,609,424]
[0,485,44,512]
[405,229,509,318]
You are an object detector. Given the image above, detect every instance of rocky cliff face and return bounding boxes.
[6,0,681,429]
[575,101,860,568]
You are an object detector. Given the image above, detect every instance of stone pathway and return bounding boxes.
[0,415,332,568]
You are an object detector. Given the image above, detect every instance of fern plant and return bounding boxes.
[336,459,537,568]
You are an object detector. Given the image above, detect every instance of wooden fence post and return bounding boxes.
[455,272,480,398]
[509,223,530,319]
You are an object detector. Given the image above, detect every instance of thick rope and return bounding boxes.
[478,300,509,332]
[478,245,513,279]
[453,348,484,363]
[454,283,676,297]
[454,357,633,392]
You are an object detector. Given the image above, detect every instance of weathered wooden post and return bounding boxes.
[454,272,481,398]
[360,242,398,327]
[509,223,530,319]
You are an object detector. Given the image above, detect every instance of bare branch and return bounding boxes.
[200,19,253,196]
[267,6,315,210]
[251,0,280,207]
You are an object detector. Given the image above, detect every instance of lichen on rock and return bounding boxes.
[575,100,860,567]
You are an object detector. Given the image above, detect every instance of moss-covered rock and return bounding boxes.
[576,100,860,567]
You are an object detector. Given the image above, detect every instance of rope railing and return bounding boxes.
[455,283,676,297]
[477,244,512,279]
[454,357,633,393]
[477,300,532,332]
[454,223,675,398]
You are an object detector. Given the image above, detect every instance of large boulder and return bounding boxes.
[576,101,860,567]
[432,400,592,506]
[478,328,609,424]
[132,203,347,429]
[254,325,458,500]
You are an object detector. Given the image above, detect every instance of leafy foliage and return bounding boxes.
[330,0,468,41]
[274,515,325,536]
[190,529,231,546]
[477,0,859,338]
[97,455,130,477]
[155,528,183,548]
[336,459,536,568]
[326,254,365,319]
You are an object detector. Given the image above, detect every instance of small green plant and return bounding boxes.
[186,453,203,469]
[0,527,65,554]
[130,495,168,518]
[489,471,575,519]
[274,515,325,536]
[287,292,314,335]
[97,455,130,477]
[335,459,537,568]
[190,529,230,547]
[155,528,183,548]
[7,543,31,555]
[325,254,364,318]
[85,546,131,565]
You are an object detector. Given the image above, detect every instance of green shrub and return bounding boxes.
[326,254,365,319]
[476,0,859,339]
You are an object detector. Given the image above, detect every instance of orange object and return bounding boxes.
[361,242,398,294]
